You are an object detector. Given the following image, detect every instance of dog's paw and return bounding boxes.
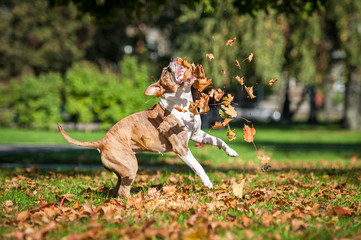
[226,148,238,157]
[201,176,213,189]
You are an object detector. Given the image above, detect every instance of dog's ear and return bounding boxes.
[144,83,161,96]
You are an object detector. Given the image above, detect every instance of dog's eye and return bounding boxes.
[164,69,168,75]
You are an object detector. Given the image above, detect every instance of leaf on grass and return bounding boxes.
[232,178,246,198]
[162,185,177,195]
[244,85,256,99]
[247,53,254,62]
[269,78,278,85]
[327,206,353,217]
[208,88,225,102]
[132,135,154,150]
[235,76,244,85]
[222,94,234,106]
[261,212,273,227]
[240,215,252,227]
[16,210,30,222]
[174,106,187,112]
[221,105,237,118]
[206,53,214,61]
[243,124,256,142]
[235,59,242,70]
[257,154,271,165]
[226,37,236,46]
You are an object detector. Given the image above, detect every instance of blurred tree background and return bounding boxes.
[0,0,360,130]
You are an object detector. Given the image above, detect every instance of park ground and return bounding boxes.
[0,122,360,239]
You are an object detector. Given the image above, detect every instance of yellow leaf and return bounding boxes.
[232,178,246,198]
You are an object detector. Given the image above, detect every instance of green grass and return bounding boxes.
[0,123,360,238]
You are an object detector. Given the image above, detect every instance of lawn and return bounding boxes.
[0,123,360,239]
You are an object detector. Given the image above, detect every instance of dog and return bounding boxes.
[58,57,238,197]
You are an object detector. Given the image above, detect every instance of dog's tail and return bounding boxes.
[57,124,101,149]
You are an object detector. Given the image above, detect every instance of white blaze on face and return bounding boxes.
[169,57,186,84]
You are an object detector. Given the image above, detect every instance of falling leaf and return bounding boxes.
[151,76,156,82]
[196,94,210,114]
[212,122,225,130]
[232,178,246,198]
[189,101,199,115]
[221,105,237,118]
[247,53,254,62]
[243,124,256,143]
[182,68,193,82]
[227,128,236,141]
[219,109,229,119]
[132,135,154,150]
[206,53,214,61]
[235,60,242,70]
[208,88,224,102]
[174,106,187,112]
[193,78,212,92]
[269,78,279,85]
[222,94,234,106]
[226,37,236,46]
[235,76,244,85]
[192,64,206,79]
[244,85,256,99]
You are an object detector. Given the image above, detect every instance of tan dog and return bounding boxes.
[58,57,238,197]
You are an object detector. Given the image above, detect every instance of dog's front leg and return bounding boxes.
[178,150,213,189]
[191,130,238,157]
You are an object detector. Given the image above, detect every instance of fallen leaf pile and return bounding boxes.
[1,168,360,239]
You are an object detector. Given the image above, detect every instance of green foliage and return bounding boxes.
[1,73,63,129]
[64,56,157,129]
[0,0,93,81]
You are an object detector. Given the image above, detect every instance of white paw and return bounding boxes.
[201,176,213,189]
[226,148,238,157]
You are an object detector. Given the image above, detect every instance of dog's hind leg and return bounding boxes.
[101,145,138,198]
[191,130,238,157]
[178,150,213,189]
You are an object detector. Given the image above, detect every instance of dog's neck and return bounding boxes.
[160,87,193,112]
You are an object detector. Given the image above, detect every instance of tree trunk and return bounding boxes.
[307,85,318,124]
[281,79,292,122]
[342,66,361,130]
[323,74,334,121]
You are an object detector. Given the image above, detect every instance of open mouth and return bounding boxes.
[169,57,192,84]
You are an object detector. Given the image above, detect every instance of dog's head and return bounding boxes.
[145,57,196,97]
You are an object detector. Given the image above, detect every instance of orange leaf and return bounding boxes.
[269,78,278,85]
[206,53,214,61]
[162,185,177,195]
[221,105,237,118]
[196,93,210,114]
[244,85,256,99]
[227,128,236,141]
[177,58,191,68]
[243,124,256,142]
[226,37,236,46]
[247,53,254,62]
[193,78,212,92]
[211,121,224,130]
[208,88,225,102]
[235,76,244,85]
[235,59,242,70]
[222,93,234,106]
[232,178,246,198]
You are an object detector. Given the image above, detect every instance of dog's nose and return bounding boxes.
[170,56,179,62]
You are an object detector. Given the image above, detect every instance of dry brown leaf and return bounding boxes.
[221,105,237,118]
[206,53,214,61]
[235,59,242,70]
[240,215,252,228]
[16,210,30,222]
[243,124,256,143]
[208,88,225,102]
[211,122,224,130]
[132,135,153,150]
[189,101,199,116]
[177,58,191,68]
[227,128,236,141]
[193,78,212,92]
[235,76,244,85]
[269,78,279,85]
[232,178,246,198]
[163,185,177,195]
[174,106,187,112]
[226,37,236,46]
[244,85,256,99]
[222,94,234,106]
[261,212,273,227]
[247,53,254,62]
